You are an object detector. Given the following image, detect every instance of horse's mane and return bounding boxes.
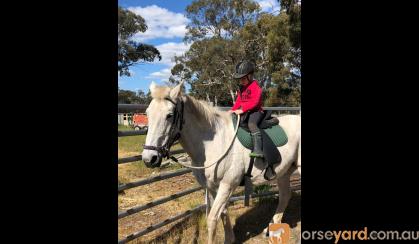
[150,83,230,129]
[184,95,230,129]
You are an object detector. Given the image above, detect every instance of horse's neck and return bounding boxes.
[179,124,211,165]
[179,99,233,166]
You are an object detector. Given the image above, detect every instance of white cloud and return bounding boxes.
[120,5,191,84]
[155,42,192,66]
[146,68,172,80]
[128,5,189,41]
[255,0,281,13]
[144,41,192,82]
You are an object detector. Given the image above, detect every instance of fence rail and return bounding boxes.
[118,104,301,113]
[118,104,148,113]
[118,185,301,244]
[118,130,147,137]
[217,106,301,111]
[118,149,185,164]
[118,186,204,219]
[117,105,300,137]
[118,168,192,192]
[118,204,206,244]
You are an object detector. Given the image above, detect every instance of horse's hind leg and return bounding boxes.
[272,166,293,223]
[263,166,294,234]
[207,182,234,244]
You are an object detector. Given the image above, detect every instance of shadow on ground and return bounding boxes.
[232,192,301,244]
[129,192,300,244]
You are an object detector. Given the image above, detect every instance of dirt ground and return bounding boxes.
[118,162,300,243]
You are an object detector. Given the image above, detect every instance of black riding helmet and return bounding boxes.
[233,60,255,79]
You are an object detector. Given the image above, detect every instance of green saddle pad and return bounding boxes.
[232,114,288,150]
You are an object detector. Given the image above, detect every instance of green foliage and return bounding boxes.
[171,0,301,106]
[118,88,152,104]
[184,0,260,42]
[118,7,162,76]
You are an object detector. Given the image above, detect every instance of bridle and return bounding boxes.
[143,96,241,170]
[143,97,184,162]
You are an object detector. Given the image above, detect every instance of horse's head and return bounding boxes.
[142,81,184,168]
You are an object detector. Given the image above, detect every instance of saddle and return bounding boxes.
[239,110,279,131]
[232,111,287,184]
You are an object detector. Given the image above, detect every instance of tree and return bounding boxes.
[172,38,244,105]
[169,61,192,84]
[171,0,301,106]
[184,0,260,42]
[263,0,301,106]
[238,13,276,89]
[118,89,152,104]
[118,89,138,104]
[136,90,153,104]
[118,7,162,76]
[171,0,260,105]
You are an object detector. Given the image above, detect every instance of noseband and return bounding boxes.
[143,97,184,162]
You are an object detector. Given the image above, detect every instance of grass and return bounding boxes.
[127,193,301,244]
[118,124,134,131]
[118,159,186,186]
[130,211,207,244]
[118,124,183,156]
[118,123,185,183]
[119,135,146,155]
[254,184,271,193]
[253,184,275,204]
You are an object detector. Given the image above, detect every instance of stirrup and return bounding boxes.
[249,152,264,158]
[264,166,277,181]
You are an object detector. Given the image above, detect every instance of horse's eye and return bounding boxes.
[166,114,173,119]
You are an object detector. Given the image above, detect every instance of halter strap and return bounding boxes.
[143,97,184,159]
[164,97,177,105]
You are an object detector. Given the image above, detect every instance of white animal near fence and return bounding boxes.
[141,81,301,244]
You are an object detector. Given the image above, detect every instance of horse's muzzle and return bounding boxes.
[144,155,162,168]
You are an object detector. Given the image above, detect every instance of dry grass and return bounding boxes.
[119,175,300,243]
[118,130,184,185]
[123,192,301,244]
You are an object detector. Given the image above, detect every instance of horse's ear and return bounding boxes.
[149,81,157,93]
[169,81,184,99]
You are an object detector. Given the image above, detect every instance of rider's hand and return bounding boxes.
[234,109,243,115]
[228,110,234,113]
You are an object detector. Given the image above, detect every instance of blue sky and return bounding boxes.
[118,0,280,93]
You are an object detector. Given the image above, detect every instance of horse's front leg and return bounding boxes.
[208,189,235,244]
[207,182,234,244]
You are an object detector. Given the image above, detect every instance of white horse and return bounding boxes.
[142,81,301,244]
